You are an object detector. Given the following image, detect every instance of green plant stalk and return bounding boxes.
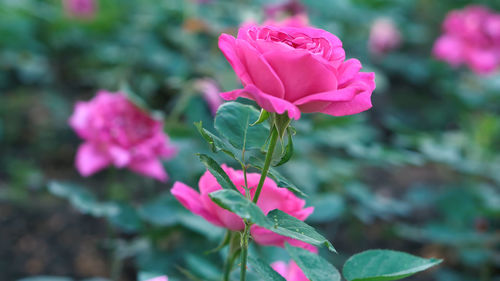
[252,126,279,204]
[223,232,240,281]
[240,222,250,281]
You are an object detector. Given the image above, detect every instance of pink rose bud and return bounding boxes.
[69,90,177,181]
[272,260,309,281]
[369,18,401,55]
[218,23,375,120]
[63,0,96,19]
[194,78,224,115]
[433,5,500,74]
[171,164,316,251]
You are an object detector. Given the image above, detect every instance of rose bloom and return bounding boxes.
[218,23,375,120]
[171,164,316,250]
[69,90,176,181]
[272,260,309,281]
[433,5,500,74]
[369,18,401,55]
[63,0,96,19]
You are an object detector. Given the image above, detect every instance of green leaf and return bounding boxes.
[251,109,270,126]
[249,157,305,197]
[274,129,294,167]
[138,194,179,226]
[215,102,270,150]
[248,256,286,281]
[268,210,336,252]
[208,189,272,228]
[47,181,119,217]
[108,202,143,232]
[194,121,239,161]
[209,191,333,251]
[285,244,341,281]
[197,154,238,191]
[342,250,443,281]
[273,113,292,140]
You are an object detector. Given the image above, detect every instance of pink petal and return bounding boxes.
[433,35,464,67]
[271,261,288,277]
[223,85,301,120]
[337,59,362,86]
[236,39,285,98]
[145,276,168,281]
[171,182,225,227]
[466,48,499,74]
[263,50,338,102]
[320,72,375,116]
[68,101,91,139]
[75,142,111,176]
[109,145,131,167]
[219,34,253,86]
[128,158,167,182]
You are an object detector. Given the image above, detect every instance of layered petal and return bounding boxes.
[128,158,167,182]
[236,39,285,98]
[221,85,301,120]
[219,34,253,85]
[75,142,111,176]
[171,182,224,227]
[263,50,338,102]
[320,72,375,116]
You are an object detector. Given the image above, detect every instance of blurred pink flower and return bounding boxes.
[145,276,168,281]
[369,18,401,55]
[433,5,500,74]
[195,78,224,115]
[264,14,310,28]
[264,0,306,20]
[69,90,177,181]
[218,23,375,120]
[272,260,309,281]
[171,164,316,250]
[63,0,96,19]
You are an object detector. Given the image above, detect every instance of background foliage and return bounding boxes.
[1,0,499,280]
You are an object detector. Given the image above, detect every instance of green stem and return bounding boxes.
[252,127,279,204]
[240,223,250,281]
[223,233,240,281]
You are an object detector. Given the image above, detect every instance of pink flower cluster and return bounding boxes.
[63,0,96,19]
[69,90,176,181]
[433,5,500,74]
[218,22,375,120]
[171,164,316,251]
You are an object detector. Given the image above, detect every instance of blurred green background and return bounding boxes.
[1,0,499,280]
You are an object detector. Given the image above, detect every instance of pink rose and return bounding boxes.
[69,90,177,181]
[433,5,500,74]
[272,260,309,281]
[369,18,401,55]
[218,23,375,120]
[63,0,96,19]
[194,78,224,115]
[171,164,316,250]
[145,276,168,281]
